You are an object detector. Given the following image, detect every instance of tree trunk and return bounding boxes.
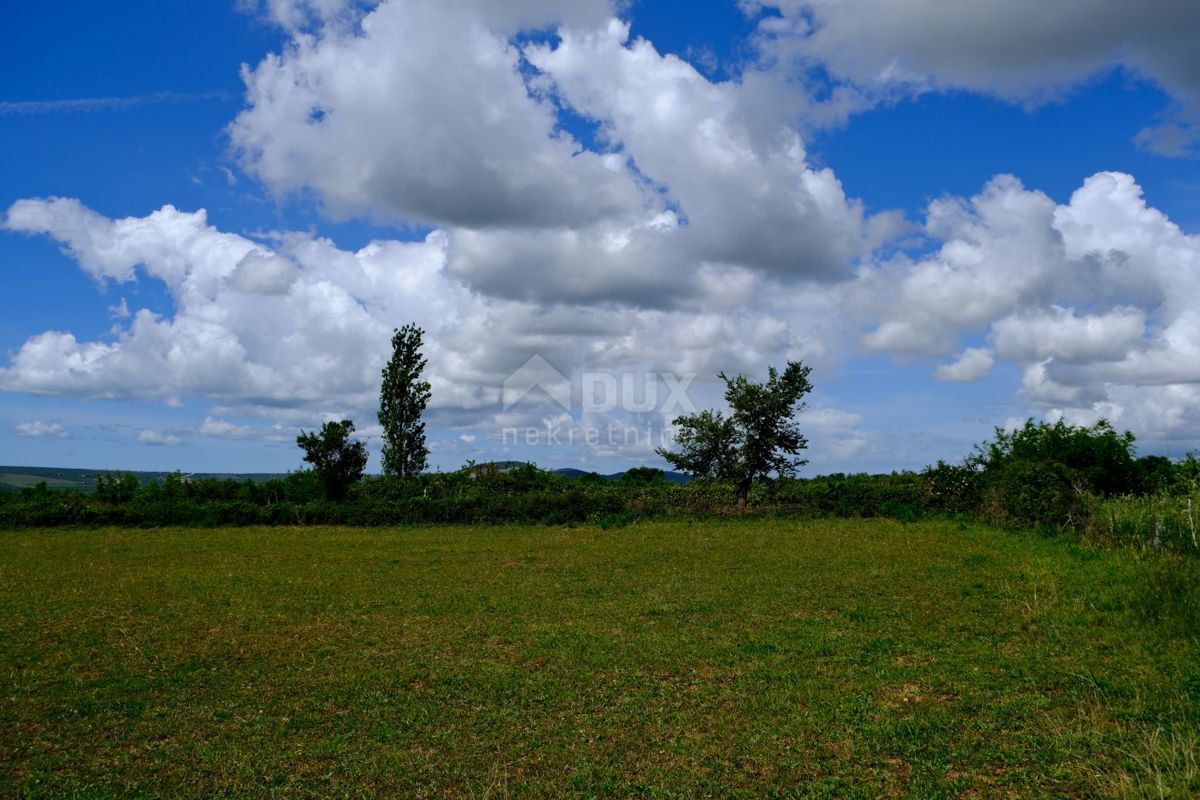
[736,480,751,511]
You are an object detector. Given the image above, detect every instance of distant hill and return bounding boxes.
[553,467,691,483]
[1,463,691,493]
[0,466,286,494]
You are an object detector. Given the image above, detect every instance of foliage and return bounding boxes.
[6,432,1200,552]
[618,466,667,485]
[973,418,1139,497]
[656,410,739,481]
[919,460,982,517]
[916,418,1144,531]
[378,323,431,478]
[659,361,812,507]
[1135,455,1177,494]
[296,420,368,501]
[94,471,141,504]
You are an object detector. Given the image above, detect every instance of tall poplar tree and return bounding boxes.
[379,324,432,477]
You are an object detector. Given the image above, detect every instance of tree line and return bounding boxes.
[297,321,818,508]
[3,322,1198,555]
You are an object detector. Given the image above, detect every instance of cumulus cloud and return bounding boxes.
[241,0,617,34]
[230,0,642,231]
[863,170,1200,444]
[198,417,257,438]
[525,20,902,282]
[8,166,1197,462]
[801,407,870,462]
[991,307,1145,364]
[2,198,863,466]
[935,348,994,382]
[227,250,299,295]
[15,421,69,438]
[745,0,1200,150]
[861,174,1063,355]
[237,0,363,32]
[138,429,184,446]
[2,198,454,411]
[9,1,1200,468]
[230,3,899,307]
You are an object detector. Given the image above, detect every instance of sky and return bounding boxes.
[3,0,1200,476]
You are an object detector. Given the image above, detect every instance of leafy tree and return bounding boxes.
[96,472,141,504]
[619,466,668,485]
[296,420,368,501]
[658,361,813,509]
[964,418,1140,529]
[1135,455,1176,494]
[972,418,1138,496]
[379,324,432,477]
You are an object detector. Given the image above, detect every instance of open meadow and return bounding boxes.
[2,520,1198,798]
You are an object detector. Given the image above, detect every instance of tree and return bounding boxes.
[972,418,1138,496]
[960,418,1140,528]
[379,324,432,477]
[657,361,813,509]
[619,466,668,486]
[296,419,368,501]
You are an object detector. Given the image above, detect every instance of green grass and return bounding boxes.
[2,520,1197,798]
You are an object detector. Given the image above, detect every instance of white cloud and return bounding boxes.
[861,174,1061,355]
[525,20,902,282]
[138,429,184,446]
[746,0,1200,150]
[7,2,1200,466]
[1,198,862,460]
[226,250,298,295]
[864,169,1200,445]
[238,0,362,32]
[228,4,900,308]
[991,307,1145,364]
[241,0,617,34]
[935,348,994,382]
[108,298,131,319]
[800,407,871,462]
[15,421,68,438]
[2,198,455,411]
[229,1,642,231]
[10,164,1197,461]
[198,417,257,438]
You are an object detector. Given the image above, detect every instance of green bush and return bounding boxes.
[9,442,1200,539]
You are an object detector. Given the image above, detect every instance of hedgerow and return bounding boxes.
[3,420,1197,557]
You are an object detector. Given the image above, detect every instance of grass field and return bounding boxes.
[2,520,1198,798]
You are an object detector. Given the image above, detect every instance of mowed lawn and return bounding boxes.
[2,521,1197,798]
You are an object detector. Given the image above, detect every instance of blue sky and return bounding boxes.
[3,0,1200,474]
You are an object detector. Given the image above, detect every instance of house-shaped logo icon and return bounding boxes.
[502,355,571,411]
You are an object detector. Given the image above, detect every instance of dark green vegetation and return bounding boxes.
[296,419,369,501]
[379,323,432,478]
[3,418,1197,559]
[659,360,813,509]
[0,466,284,494]
[2,520,1197,798]
[4,431,1199,563]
